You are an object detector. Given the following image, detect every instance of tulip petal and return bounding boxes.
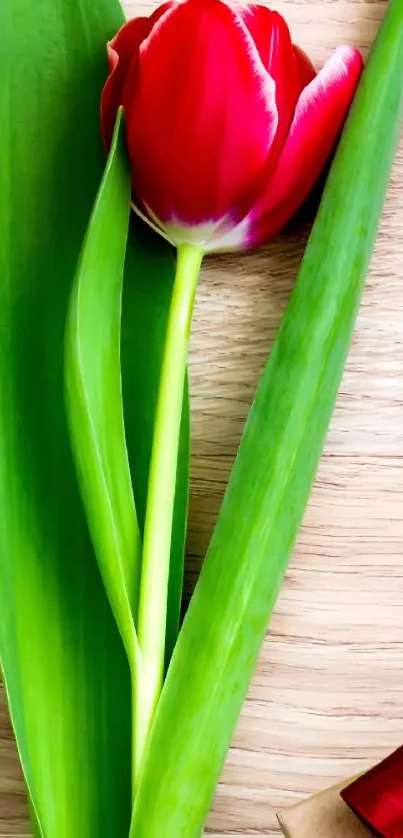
[246,46,363,248]
[102,18,150,148]
[228,7,313,229]
[241,6,301,124]
[101,5,174,148]
[124,0,278,227]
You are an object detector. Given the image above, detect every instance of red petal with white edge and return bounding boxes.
[125,0,278,226]
[101,4,174,148]
[239,6,302,172]
[231,11,317,225]
[241,7,301,119]
[247,45,363,248]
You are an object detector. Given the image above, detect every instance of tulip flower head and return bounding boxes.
[101,0,362,252]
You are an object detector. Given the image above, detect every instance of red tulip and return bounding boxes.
[101,0,362,252]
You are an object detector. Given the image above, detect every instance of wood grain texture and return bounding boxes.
[2,0,403,835]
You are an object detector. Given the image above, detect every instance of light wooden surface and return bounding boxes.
[2,0,403,835]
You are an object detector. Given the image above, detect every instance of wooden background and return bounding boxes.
[2,0,402,835]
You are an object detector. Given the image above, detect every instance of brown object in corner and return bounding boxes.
[277,780,373,838]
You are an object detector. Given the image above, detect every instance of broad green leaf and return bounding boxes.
[130,2,403,835]
[65,111,141,673]
[0,1,133,836]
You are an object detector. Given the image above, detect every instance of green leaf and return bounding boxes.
[65,111,141,674]
[130,2,403,835]
[0,1,134,836]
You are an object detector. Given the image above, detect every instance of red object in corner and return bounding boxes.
[341,747,403,838]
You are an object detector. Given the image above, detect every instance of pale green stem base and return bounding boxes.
[134,243,204,784]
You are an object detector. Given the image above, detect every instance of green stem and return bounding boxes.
[135,243,203,780]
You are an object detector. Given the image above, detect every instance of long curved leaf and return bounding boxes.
[65,111,140,670]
